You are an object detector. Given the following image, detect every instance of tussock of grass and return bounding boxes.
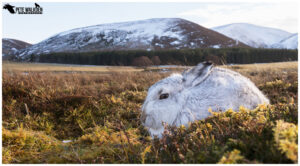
[273,120,298,162]
[2,127,61,163]
[2,62,298,163]
[218,149,245,164]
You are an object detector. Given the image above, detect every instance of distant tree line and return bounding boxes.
[28,48,297,66]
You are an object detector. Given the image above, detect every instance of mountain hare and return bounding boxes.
[141,61,269,138]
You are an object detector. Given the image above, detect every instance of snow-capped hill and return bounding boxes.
[271,34,298,49]
[57,18,181,38]
[2,38,32,56]
[212,23,292,48]
[18,18,248,58]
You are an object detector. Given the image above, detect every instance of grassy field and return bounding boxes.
[2,61,298,163]
[3,61,144,72]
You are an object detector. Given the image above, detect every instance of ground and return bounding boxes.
[2,61,298,163]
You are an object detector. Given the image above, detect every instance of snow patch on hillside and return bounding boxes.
[213,23,292,48]
[16,18,249,58]
[271,33,298,49]
[56,18,184,43]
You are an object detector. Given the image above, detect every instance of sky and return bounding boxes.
[2,1,298,44]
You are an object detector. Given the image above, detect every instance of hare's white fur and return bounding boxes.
[141,62,269,138]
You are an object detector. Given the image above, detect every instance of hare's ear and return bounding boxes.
[182,61,213,87]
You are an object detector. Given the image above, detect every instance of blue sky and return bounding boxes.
[2,2,298,44]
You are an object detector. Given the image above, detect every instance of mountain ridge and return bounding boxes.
[2,38,32,57]
[212,23,293,48]
[271,33,298,49]
[17,18,248,59]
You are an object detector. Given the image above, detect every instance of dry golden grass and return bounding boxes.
[2,62,144,73]
[2,61,298,164]
[224,62,298,85]
[4,61,297,72]
[224,61,297,74]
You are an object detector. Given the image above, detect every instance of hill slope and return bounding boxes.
[212,23,292,48]
[17,18,248,59]
[271,33,298,49]
[2,38,32,56]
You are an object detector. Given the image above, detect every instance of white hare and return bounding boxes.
[141,61,269,138]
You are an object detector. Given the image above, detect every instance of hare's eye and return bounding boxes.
[159,93,169,100]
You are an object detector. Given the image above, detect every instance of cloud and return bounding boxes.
[177,2,298,33]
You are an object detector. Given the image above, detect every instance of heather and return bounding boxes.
[2,62,297,163]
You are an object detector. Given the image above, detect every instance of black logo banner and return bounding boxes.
[3,3,43,14]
